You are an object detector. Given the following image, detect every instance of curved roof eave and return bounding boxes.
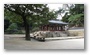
[48,20,69,25]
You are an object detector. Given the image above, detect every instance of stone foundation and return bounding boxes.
[30,29,84,39]
[67,30,84,36]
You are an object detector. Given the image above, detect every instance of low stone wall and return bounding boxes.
[30,31,68,38]
[67,30,84,37]
[30,30,84,39]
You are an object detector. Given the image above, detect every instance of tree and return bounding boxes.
[62,4,84,27]
[68,4,84,27]
[62,12,70,22]
[56,4,74,19]
[4,4,57,40]
[56,8,64,18]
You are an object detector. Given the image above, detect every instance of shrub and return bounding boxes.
[5,23,18,34]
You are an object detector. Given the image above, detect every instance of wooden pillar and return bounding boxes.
[57,26,58,30]
[52,26,53,31]
[61,26,63,31]
[63,26,65,31]
[54,26,56,31]
[45,25,46,31]
[46,25,48,31]
[58,26,59,31]
[52,26,54,31]
[48,25,49,30]
[44,25,47,31]
[47,25,48,30]
[55,25,56,31]
[57,26,59,31]
[59,26,61,31]
[51,26,53,31]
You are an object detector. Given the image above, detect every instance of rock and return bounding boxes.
[46,32,53,37]
[55,31,60,37]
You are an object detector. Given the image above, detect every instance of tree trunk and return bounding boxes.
[25,24,31,40]
[22,16,31,40]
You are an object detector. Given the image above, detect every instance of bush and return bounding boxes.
[14,30,24,34]
[5,23,18,34]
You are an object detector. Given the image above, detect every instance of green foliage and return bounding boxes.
[4,4,57,27]
[5,23,25,34]
[7,23,18,30]
[62,12,70,22]
[68,14,83,21]
[14,30,25,34]
[62,4,84,27]
[4,10,23,23]
[70,4,84,15]
[68,14,84,26]
[6,23,18,33]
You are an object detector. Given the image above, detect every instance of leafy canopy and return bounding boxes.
[61,4,84,27]
[4,4,57,26]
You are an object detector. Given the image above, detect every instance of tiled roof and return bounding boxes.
[48,20,68,25]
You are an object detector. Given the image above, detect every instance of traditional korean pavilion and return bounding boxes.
[40,19,68,31]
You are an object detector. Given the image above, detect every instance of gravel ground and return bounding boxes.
[4,34,84,50]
